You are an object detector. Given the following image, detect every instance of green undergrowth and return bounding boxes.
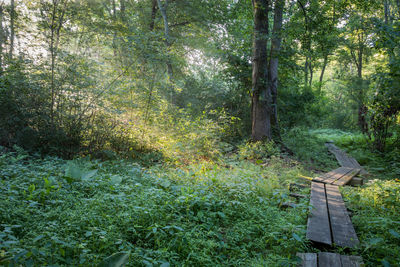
[282,127,339,171]
[342,180,400,266]
[1,129,399,266]
[285,128,400,179]
[0,149,312,266]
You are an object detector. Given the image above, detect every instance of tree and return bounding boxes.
[251,0,271,141]
[251,0,284,141]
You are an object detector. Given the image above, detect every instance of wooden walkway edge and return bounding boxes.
[306,182,359,247]
[313,167,360,186]
[297,252,364,267]
[325,143,367,175]
[297,143,365,266]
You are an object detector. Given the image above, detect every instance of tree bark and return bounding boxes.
[0,4,5,73]
[150,0,158,31]
[251,0,271,141]
[355,32,369,135]
[9,0,15,60]
[156,0,175,104]
[49,0,68,121]
[319,54,328,90]
[268,0,284,140]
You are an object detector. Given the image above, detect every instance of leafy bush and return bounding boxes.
[342,180,400,266]
[0,149,310,266]
[282,127,338,170]
[237,141,280,161]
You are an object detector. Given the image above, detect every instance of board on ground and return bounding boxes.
[312,167,360,186]
[325,143,367,175]
[297,252,364,267]
[306,182,359,248]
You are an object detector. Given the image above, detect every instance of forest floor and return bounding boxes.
[0,129,399,266]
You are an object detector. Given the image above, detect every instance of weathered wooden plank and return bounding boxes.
[322,167,354,185]
[306,182,332,245]
[334,168,361,186]
[296,253,317,267]
[348,177,364,187]
[340,255,364,267]
[325,184,359,248]
[312,171,333,183]
[325,143,367,175]
[318,252,342,267]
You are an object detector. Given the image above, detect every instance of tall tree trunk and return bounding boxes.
[268,0,284,140]
[356,36,368,135]
[156,0,175,104]
[304,58,308,86]
[0,4,4,73]
[112,0,118,57]
[50,1,57,121]
[309,60,313,86]
[49,0,68,121]
[120,0,126,22]
[9,0,15,60]
[150,0,158,31]
[318,54,328,93]
[251,0,271,141]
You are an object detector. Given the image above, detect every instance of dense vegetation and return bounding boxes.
[0,0,399,266]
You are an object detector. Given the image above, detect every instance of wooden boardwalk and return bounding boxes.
[297,252,364,267]
[313,167,360,186]
[297,144,366,266]
[306,182,359,247]
[325,143,367,175]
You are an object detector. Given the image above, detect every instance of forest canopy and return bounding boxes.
[0,0,398,156]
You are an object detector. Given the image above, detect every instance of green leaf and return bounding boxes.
[33,235,44,243]
[82,169,98,181]
[65,162,82,180]
[160,262,170,267]
[368,237,383,245]
[110,175,123,185]
[389,229,400,239]
[292,233,302,242]
[98,251,130,267]
[382,259,391,267]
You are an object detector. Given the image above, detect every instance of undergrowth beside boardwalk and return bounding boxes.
[0,150,310,266]
[1,128,400,266]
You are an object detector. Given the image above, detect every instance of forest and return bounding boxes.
[0,0,399,266]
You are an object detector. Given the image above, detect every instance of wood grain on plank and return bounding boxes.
[325,184,359,248]
[334,168,361,186]
[325,143,367,174]
[322,167,354,184]
[318,252,342,267]
[340,255,364,267]
[313,171,333,183]
[296,253,317,267]
[306,182,332,245]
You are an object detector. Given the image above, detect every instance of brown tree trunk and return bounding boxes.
[0,4,4,73]
[251,0,271,141]
[318,54,328,93]
[355,36,369,136]
[150,0,158,31]
[9,0,15,60]
[112,0,118,57]
[268,0,284,140]
[304,58,308,86]
[156,0,175,104]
